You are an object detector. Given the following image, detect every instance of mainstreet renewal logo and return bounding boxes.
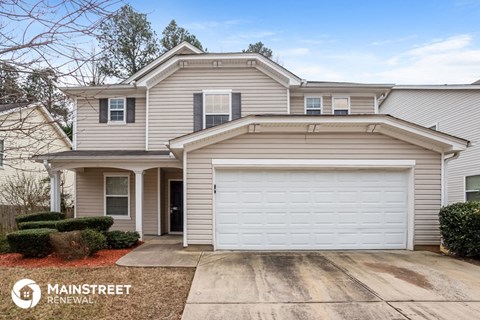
[11,279,41,309]
[12,279,132,308]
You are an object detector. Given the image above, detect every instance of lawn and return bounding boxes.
[0,266,195,320]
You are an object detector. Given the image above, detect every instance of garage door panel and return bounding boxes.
[215,169,408,250]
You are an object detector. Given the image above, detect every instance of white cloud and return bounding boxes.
[407,34,471,55]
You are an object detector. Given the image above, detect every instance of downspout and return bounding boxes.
[442,152,460,206]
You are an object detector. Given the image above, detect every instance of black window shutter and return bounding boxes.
[127,98,135,123]
[193,93,203,132]
[99,98,108,123]
[232,93,241,120]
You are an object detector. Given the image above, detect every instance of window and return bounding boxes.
[109,98,126,122]
[333,97,350,115]
[466,175,480,201]
[305,97,322,115]
[105,175,130,217]
[204,91,231,128]
[0,140,3,167]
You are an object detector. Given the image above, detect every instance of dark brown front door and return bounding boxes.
[170,180,183,232]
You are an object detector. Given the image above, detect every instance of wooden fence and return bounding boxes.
[0,206,73,234]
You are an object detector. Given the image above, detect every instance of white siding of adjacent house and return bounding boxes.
[187,132,442,246]
[148,67,288,150]
[381,89,480,203]
[75,97,146,150]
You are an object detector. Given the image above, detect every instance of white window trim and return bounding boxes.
[465,174,480,202]
[108,97,127,124]
[203,90,232,129]
[304,96,323,115]
[104,173,131,220]
[332,96,351,115]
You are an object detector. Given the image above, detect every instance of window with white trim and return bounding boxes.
[109,98,126,122]
[105,175,130,217]
[333,97,350,115]
[305,97,322,115]
[204,92,231,128]
[0,140,4,167]
[466,175,480,201]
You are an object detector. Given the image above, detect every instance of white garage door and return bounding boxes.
[215,169,408,250]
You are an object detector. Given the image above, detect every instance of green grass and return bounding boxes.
[0,235,12,254]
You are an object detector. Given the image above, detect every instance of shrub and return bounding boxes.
[49,229,106,260]
[81,229,106,255]
[18,220,59,230]
[104,231,139,249]
[439,201,480,257]
[15,211,65,224]
[56,216,114,232]
[0,235,12,254]
[7,228,57,258]
[49,231,87,260]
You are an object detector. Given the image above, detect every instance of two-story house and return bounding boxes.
[380,84,480,205]
[1,103,73,208]
[38,42,468,251]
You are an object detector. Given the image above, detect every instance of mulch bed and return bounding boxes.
[0,246,138,268]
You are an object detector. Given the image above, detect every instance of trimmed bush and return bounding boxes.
[49,229,106,260]
[7,228,57,258]
[439,201,480,257]
[56,216,114,232]
[104,231,139,249]
[81,229,106,255]
[15,211,65,224]
[18,220,59,230]
[0,235,12,254]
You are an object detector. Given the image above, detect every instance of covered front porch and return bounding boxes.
[36,150,185,241]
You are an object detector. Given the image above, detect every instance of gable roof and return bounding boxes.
[168,114,469,159]
[0,102,72,148]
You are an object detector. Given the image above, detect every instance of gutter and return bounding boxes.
[442,152,460,206]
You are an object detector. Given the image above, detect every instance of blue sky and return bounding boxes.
[128,0,480,84]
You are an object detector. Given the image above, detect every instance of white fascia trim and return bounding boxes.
[124,42,204,84]
[393,85,480,90]
[287,88,290,114]
[183,150,188,247]
[138,53,301,88]
[73,97,77,150]
[146,89,149,150]
[212,159,416,168]
[169,116,468,152]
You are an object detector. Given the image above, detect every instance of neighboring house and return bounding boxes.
[38,42,468,251]
[380,85,480,204]
[0,103,73,207]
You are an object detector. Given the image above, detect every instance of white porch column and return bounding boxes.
[134,170,144,239]
[50,171,61,212]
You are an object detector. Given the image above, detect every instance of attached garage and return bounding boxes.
[215,167,410,250]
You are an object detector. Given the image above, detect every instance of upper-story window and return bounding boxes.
[204,91,231,129]
[465,175,480,201]
[305,97,322,115]
[0,140,4,168]
[333,97,350,115]
[109,98,126,123]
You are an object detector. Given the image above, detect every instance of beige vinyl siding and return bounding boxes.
[75,97,146,150]
[143,168,158,235]
[148,67,288,150]
[187,132,441,246]
[351,96,375,114]
[381,89,479,203]
[76,168,135,231]
[290,96,304,114]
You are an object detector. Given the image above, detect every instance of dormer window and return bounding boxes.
[203,91,231,129]
[108,98,126,123]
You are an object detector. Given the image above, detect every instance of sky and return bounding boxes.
[129,0,480,85]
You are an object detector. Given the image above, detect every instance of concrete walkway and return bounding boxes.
[116,235,211,267]
[183,251,480,320]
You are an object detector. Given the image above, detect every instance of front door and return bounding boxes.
[169,180,183,232]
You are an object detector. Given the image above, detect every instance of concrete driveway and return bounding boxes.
[183,251,480,320]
